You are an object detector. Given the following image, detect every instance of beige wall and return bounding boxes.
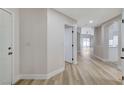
[20,9,47,76]
[19,8,76,79]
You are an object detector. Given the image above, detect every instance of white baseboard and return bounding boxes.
[94,55,105,62]
[122,76,124,84]
[46,67,64,79]
[94,55,118,62]
[19,74,47,79]
[73,60,77,64]
[19,67,64,80]
[12,75,20,84]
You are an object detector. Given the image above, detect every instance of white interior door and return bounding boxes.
[64,26,73,63]
[0,9,13,85]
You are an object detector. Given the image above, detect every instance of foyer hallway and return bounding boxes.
[16,48,122,85]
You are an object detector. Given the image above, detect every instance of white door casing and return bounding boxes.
[121,9,124,83]
[0,9,13,85]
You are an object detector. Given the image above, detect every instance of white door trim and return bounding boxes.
[64,24,77,64]
[0,8,15,84]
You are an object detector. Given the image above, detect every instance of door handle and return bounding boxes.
[8,52,13,55]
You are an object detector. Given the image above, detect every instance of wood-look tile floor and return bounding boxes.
[16,48,122,85]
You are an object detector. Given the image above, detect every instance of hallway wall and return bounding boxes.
[94,26,104,60]
[94,15,121,62]
[77,27,81,53]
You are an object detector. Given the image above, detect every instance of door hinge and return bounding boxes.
[72,44,74,47]
[120,57,124,59]
[72,58,74,61]
[122,76,124,80]
[122,19,124,23]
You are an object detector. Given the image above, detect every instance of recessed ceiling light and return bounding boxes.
[89,20,93,23]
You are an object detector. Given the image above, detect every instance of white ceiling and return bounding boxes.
[55,8,121,27]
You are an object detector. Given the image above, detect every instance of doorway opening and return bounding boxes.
[64,24,74,64]
[79,27,94,57]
